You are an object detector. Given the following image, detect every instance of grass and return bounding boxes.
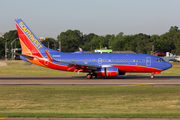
[0,60,180,76]
[0,61,180,118]
[0,60,31,66]
[0,60,86,76]
[0,86,180,118]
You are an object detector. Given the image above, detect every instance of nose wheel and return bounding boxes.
[151,75,154,79]
[86,73,97,79]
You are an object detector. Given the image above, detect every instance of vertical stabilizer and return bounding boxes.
[15,19,45,57]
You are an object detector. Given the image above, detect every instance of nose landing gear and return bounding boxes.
[151,75,154,79]
[151,71,161,79]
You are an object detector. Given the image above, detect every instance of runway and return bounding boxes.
[0,75,180,86]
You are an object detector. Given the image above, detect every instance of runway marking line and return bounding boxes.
[114,83,155,87]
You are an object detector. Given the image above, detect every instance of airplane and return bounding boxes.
[15,19,172,79]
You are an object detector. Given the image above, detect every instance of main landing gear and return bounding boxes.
[86,73,97,79]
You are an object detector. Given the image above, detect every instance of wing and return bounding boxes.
[44,49,102,71]
[59,61,101,70]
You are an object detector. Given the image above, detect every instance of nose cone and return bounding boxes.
[165,62,172,70]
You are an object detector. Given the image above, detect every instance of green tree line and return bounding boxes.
[0,26,180,59]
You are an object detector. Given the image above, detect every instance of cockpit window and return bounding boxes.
[156,59,164,62]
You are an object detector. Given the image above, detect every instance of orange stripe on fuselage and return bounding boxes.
[19,38,46,67]
[28,57,46,67]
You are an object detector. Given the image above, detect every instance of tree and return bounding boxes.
[84,33,98,43]
[3,30,20,49]
[0,37,5,59]
[104,34,112,49]
[82,33,98,51]
[90,36,108,50]
[41,38,57,50]
[110,32,124,51]
[2,30,20,59]
[57,30,84,52]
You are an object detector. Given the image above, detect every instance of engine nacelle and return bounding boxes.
[96,67,119,77]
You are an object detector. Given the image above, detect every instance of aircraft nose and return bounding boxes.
[165,62,172,69]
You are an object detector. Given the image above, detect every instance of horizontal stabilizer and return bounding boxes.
[13,52,34,60]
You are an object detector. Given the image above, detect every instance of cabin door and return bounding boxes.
[146,57,151,66]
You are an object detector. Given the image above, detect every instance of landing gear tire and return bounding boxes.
[151,75,154,79]
[92,73,97,79]
[86,73,97,79]
[86,74,92,79]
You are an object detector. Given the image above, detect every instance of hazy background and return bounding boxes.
[1,0,180,39]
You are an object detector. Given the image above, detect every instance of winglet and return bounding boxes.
[79,47,83,52]
[74,47,84,53]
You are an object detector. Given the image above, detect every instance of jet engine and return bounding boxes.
[96,67,119,77]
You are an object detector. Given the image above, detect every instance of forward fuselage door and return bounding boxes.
[146,57,151,66]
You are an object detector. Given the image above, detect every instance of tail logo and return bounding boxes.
[19,22,42,49]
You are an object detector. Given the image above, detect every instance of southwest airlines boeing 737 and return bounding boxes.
[15,19,172,79]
